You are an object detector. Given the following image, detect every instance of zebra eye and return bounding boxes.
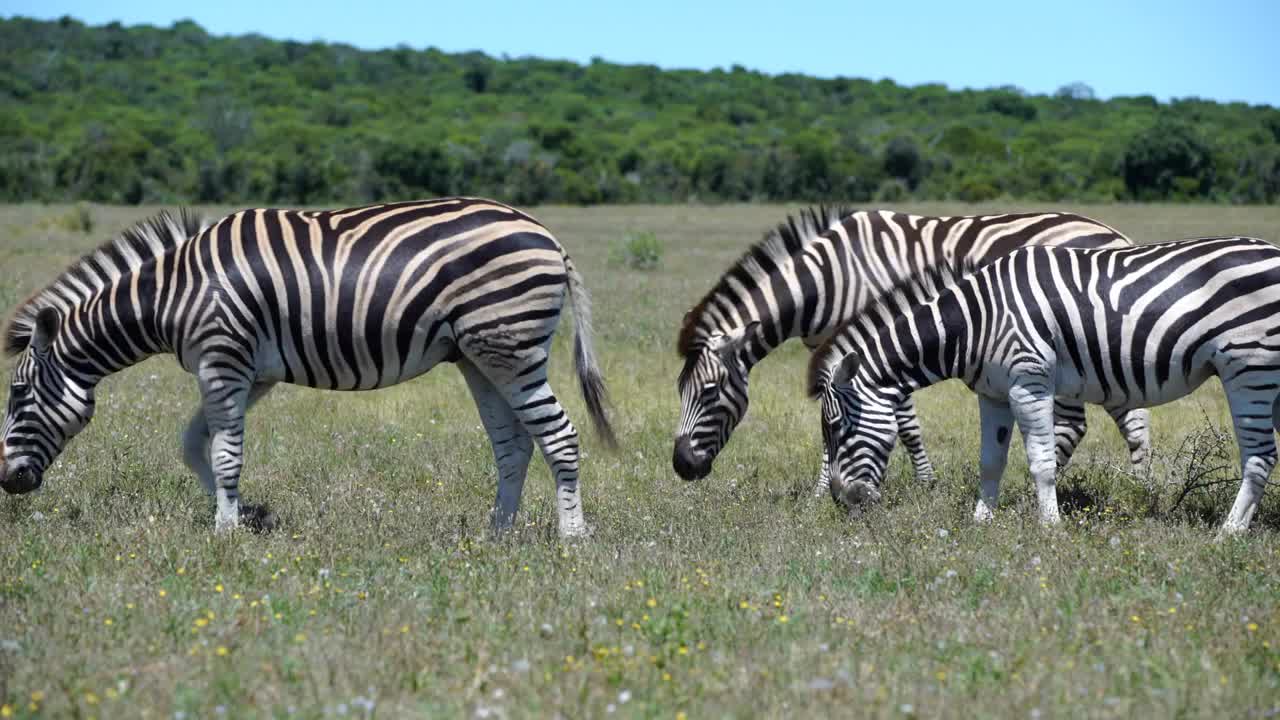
[10,383,29,398]
[699,383,719,402]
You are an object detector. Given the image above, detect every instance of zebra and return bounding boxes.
[809,236,1280,534]
[672,207,1152,493]
[0,198,616,537]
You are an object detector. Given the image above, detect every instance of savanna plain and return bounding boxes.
[1,202,1279,719]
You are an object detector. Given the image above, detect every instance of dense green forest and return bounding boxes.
[2,15,1278,206]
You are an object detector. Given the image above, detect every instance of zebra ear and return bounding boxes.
[831,351,860,386]
[31,307,60,353]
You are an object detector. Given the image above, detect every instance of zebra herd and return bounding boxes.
[0,197,1274,536]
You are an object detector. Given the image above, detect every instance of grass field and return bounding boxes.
[1,202,1279,719]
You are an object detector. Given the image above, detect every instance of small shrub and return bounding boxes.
[874,178,910,203]
[56,203,95,234]
[956,178,1001,203]
[1086,412,1241,525]
[611,230,663,271]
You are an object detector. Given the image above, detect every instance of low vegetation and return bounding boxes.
[611,230,664,271]
[0,202,1278,718]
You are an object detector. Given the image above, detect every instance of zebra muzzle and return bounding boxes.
[836,479,882,509]
[672,436,711,481]
[0,463,42,494]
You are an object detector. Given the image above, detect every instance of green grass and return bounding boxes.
[1,202,1279,718]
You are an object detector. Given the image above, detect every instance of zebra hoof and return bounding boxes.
[559,522,594,540]
[239,503,280,534]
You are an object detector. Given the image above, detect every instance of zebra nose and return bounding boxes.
[672,436,710,481]
[0,463,41,494]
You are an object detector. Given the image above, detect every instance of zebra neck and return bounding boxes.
[868,303,974,393]
[54,266,172,383]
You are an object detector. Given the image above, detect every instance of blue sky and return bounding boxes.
[5,0,1277,106]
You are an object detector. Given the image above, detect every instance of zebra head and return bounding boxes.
[1,308,96,494]
[673,321,759,480]
[819,352,899,510]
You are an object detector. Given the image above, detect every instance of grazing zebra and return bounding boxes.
[673,207,1152,493]
[810,236,1280,534]
[0,198,616,537]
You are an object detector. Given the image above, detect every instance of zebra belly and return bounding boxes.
[260,314,458,391]
[1052,356,1217,410]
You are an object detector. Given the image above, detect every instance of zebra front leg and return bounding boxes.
[459,360,534,534]
[182,382,275,497]
[894,394,936,484]
[1052,397,1088,471]
[194,373,257,533]
[975,395,1014,523]
[1010,384,1061,526]
[182,409,216,496]
[1219,387,1279,535]
[813,440,831,497]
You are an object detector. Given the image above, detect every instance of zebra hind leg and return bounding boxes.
[458,360,534,536]
[1219,381,1279,535]
[473,357,591,539]
[183,382,278,532]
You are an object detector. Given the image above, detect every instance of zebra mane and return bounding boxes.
[676,205,853,356]
[806,262,963,398]
[4,209,208,357]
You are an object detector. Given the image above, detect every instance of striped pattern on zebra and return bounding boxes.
[0,198,615,537]
[809,236,1280,534]
[672,207,1152,491]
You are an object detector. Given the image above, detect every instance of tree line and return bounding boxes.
[2,16,1278,206]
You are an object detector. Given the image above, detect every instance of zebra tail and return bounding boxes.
[563,255,619,450]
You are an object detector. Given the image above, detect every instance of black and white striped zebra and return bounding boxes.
[672,207,1152,491]
[809,236,1280,534]
[0,198,616,537]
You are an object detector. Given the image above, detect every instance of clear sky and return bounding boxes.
[4,0,1277,106]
